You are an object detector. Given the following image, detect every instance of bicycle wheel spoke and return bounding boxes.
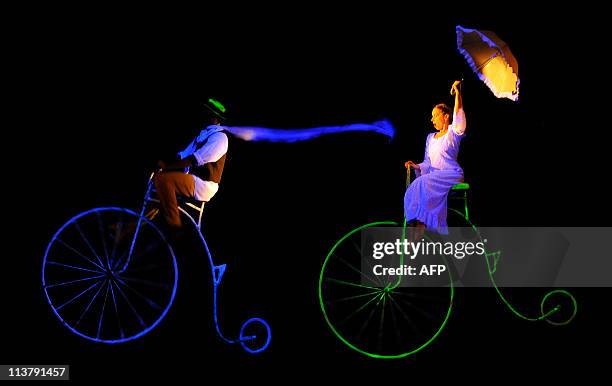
[363,258,391,288]
[112,249,128,272]
[327,289,381,304]
[377,295,387,351]
[356,293,385,339]
[110,218,124,265]
[46,261,103,275]
[394,296,439,323]
[123,262,163,274]
[112,278,147,328]
[325,277,379,292]
[113,237,163,272]
[75,279,108,327]
[338,291,383,326]
[387,293,421,336]
[57,280,103,311]
[95,211,111,269]
[349,241,385,287]
[388,295,403,344]
[390,290,448,303]
[114,276,163,311]
[337,253,383,288]
[97,280,111,339]
[45,274,106,289]
[116,275,171,290]
[74,220,106,269]
[124,216,148,272]
[56,237,105,271]
[109,279,125,339]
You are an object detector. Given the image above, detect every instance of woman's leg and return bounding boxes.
[405,170,463,235]
[414,221,426,241]
[405,219,426,242]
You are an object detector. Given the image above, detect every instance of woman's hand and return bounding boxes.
[405,161,420,170]
[450,80,461,95]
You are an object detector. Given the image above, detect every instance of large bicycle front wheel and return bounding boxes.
[42,207,178,343]
[319,221,453,359]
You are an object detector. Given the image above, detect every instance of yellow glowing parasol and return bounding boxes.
[456,25,520,101]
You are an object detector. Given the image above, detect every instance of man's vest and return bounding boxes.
[191,131,227,184]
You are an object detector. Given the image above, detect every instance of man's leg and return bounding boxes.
[154,172,195,228]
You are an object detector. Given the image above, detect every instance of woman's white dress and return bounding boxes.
[404,110,466,234]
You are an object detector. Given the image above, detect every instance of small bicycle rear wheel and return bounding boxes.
[239,318,272,354]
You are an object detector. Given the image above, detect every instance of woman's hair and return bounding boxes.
[434,103,452,123]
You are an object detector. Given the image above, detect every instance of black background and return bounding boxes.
[3,5,608,382]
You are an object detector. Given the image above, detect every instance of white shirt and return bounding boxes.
[177,125,229,202]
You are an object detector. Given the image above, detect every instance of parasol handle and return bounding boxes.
[450,78,464,96]
[405,164,412,188]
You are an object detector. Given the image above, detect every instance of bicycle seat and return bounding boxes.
[148,189,207,225]
[451,182,470,190]
[176,194,206,206]
[149,188,206,206]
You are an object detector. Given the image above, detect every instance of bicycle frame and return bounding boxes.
[123,172,270,350]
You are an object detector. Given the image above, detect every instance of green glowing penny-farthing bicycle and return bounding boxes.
[319,211,577,359]
[319,172,577,359]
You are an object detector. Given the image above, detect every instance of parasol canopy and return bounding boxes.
[456,25,520,101]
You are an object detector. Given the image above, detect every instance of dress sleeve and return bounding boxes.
[416,134,432,177]
[450,108,466,136]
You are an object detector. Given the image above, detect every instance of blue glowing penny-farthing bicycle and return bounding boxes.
[42,172,271,353]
